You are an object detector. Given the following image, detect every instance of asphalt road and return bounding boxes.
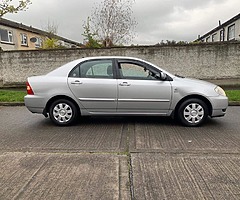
[0,106,240,199]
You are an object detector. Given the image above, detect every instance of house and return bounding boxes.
[196,13,240,43]
[0,18,82,51]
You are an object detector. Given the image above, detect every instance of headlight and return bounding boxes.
[215,86,226,96]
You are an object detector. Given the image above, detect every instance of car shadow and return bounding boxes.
[78,116,226,127]
[36,115,225,129]
[77,116,174,125]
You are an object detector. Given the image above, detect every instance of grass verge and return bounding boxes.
[0,89,240,103]
[0,90,26,102]
[226,90,240,102]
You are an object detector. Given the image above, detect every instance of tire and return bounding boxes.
[49,99,78,126]
[178,98,208,127]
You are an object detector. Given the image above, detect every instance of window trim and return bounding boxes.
[0,29,14,44]
[227,24,235,41]
[68,59,116,79]
[35,37,42,48]
[20,33,28,46]
[117,59,160,80]
[212,33,217,42]
[116,59,173,81]
[220,29,225,41]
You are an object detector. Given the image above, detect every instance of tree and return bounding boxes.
[42,20,65,49]
[43,20,59,39]
[82,17,102,48]
[0,0,31,17]
[155,40,189,46]
[85,0,137,47]
[43,38,59,49]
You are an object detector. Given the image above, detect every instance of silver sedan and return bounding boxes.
[24,56,228,127]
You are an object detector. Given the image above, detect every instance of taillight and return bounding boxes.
[26,82,34,95]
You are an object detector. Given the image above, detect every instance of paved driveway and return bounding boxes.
[0,106,240,199]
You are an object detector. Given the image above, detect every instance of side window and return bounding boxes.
[20,33,28,46]
[69,60,114,79]
[119,62,157,80]
[35,37,42,48]
[228,24,235,41]
[69,65,80,77]
[0,29,13,43]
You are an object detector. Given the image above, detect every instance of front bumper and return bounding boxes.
[209,95,228,117]
[211,108,227,117]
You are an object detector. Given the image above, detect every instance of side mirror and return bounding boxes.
[160,72,167,80]
[155,72,167,80]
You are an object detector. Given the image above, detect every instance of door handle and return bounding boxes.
[71,80,83,85]
[119,82,131,86]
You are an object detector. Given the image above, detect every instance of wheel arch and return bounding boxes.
[44,95,81,116]
[173,95,213,118]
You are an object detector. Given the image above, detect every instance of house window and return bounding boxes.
[0,29,13,43]
[212,33,217,42]
[20,33,28,46]
[228,24,235,41]
[220,29,225,41]
[35,37,42,48]
[206,37,210,42]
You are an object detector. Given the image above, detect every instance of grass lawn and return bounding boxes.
[0,89,240,103]
[0,90,26,102]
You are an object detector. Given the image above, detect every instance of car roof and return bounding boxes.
[75,56,146,63]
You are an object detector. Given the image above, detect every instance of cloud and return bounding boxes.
[5,0,240,45]
[132,0,240,44]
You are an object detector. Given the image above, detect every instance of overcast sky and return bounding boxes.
[5,0,240,45]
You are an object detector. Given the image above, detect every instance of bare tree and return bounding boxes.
[87,0,137,47]
[0,0,31,17]
[42,20,59,38]
[42,20,62,49]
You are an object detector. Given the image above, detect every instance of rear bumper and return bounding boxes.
[24,95,45,114]
[25,106,44,114]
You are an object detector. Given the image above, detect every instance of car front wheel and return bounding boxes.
[178,98,208,127]
[49,99,78,126]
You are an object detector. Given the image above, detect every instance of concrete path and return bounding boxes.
[132,153,240,199]
[0,152,129,200]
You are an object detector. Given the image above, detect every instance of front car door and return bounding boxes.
[68,59,117,113]
[116,59,172,115]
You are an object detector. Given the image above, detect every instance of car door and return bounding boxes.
[68,59,118,113]
[116,59,172,114]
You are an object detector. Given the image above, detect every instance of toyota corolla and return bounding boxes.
[24,56,228,126]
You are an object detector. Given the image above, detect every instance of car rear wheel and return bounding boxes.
[178,98,208,127]
[49,99,78,126]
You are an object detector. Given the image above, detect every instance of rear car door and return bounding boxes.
[68,59,118,113]
[116,59,172,114]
